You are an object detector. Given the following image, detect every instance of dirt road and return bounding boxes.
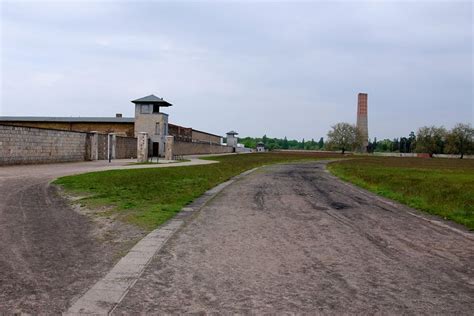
[115,162,474,314]
[0,158,216,313]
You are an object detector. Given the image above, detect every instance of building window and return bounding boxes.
[155,122,160,135]
[153,105,160,113]
[141,104,150,114]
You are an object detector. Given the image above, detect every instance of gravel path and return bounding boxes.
[0,158,216,313]
[114,162,474,314]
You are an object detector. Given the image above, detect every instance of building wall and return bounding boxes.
[115,136,137,159]
[173,140,233,156]
[0,121,134,137]
[191,130,221,144]
[169,124,192,142]
[0,124,88,165]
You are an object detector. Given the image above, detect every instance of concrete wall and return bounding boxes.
[173,140,233,155]
[115,136,137,159]
[0,124,88,165]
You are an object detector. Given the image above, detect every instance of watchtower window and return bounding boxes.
[153,105,160,113]
[140,104,150,114]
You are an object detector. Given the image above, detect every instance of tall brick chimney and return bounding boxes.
[356,93,368,152]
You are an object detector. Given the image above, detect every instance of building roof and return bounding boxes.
[0,116,223,138]
[131,94,172,106]
[226,130,238,135]
[0,116,135,123]
[257,142,265,146]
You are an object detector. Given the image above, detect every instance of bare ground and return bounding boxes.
[114,162,474,314]
[0,162,146,314]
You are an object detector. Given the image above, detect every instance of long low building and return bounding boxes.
[0,116,223,145]
[0,94,239,164]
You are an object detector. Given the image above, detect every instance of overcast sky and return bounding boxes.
[1,0,472,140]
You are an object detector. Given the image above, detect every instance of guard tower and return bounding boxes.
[132,94,172,157]
[226,130,238,152]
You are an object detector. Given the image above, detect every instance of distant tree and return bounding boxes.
[282,136,289,149]
[367,137,377,153]
[301,138,305,149]
[318,137,324,149]
[392,138,400,152]
[374,139,392,152]
[326,122,362,154]
[445,123,474,159]
[307,138,317,150]
[415,126,447,156]
[408,131,416,152]
[399,137,408,153]
[262,134,268,145]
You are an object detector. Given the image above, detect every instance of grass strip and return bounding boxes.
[327,157,474,230]
[54,152,344,230]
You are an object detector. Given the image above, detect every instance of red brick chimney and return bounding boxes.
[356,93,368,152]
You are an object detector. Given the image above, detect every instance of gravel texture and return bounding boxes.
[0,158,214,314]
[114,162,474,314]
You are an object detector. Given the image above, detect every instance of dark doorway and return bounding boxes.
[152,142,159,157]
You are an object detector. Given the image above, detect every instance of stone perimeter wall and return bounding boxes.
[0,124,88,165]
[115,136,137,159]
[173,140,233,156]
[0,124,138,165]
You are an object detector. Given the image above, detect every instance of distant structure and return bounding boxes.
[226,131,238,151]
[256,142,266,152]
[356,93,369,152]
[132,94,172,157]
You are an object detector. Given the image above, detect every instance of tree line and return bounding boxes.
[237,122,473,158]
[326,122,474,158]
[236,135,325,151]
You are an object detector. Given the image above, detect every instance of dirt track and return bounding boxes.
[115,162,474,314]
[0,161,150,313]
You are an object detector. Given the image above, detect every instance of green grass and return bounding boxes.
[54,152,344,230]
[328,157,474,230]
[127,159,191,165]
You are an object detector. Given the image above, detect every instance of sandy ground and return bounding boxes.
[0,158,215,313]
[114,162,474,314]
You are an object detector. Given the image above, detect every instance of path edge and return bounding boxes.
[65,167,260,315]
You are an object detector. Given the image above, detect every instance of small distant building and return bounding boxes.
[226,130,238,151]
[256,142,266,152]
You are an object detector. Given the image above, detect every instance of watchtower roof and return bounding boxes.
[226,130,238,135]
[131,94,172,106]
